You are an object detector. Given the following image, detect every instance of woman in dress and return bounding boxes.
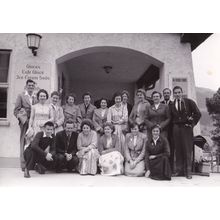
[107,92,128,156]
[62,93,82,132]
[92,98,108,135]
[50,91,64,134]
[76,119,100,175]
[29,89,54,136]
[98,122,124,176]
[129,89,151,134]
[145,125,171,180]
[145,91,170,138]
[124,122,147,177]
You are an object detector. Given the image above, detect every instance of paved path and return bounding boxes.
[1,168,220,187]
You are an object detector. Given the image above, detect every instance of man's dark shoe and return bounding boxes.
[34,163,46,174]
[21,167,25,172]
[172,172,183,177]
[24,168,30,178]
[186,175,192,179]
[56,169,63,173]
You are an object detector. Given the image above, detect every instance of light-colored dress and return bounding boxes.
[77,130,100,175]
[124,132,147,177]
[29,103,54,136]
[62,104,82,131]
[50,103,64,134]
[98,134,124,176]
[107,104,128,156]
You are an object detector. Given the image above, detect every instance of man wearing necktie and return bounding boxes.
[170,86,201,179]
[55,119,79,173]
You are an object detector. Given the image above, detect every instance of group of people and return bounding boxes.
[14,79,201,180]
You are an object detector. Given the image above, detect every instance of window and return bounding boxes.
[0,50,11,119]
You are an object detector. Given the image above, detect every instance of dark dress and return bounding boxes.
[145,136,171,180]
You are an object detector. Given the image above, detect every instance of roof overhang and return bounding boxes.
[180,33,212,51]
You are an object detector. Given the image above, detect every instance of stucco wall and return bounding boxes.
[0,33,195,157]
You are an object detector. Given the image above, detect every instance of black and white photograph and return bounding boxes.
[0,1,220,220]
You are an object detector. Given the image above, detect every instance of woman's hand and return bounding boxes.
[149,155,156,160]
[145,170,151,178]
[129,160,137,169]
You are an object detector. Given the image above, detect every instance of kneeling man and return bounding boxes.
[23,121,56,178]
[55,119,79,173]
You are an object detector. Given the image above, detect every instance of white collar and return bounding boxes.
[43,132,53,138]
[25,90,34,97]
[153,137,159,144]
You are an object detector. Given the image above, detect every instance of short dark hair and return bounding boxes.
[80,119,94,131]
[103,122,115,133]
[112,91,122,101]
[37,89,49,100]
[51,91,60,98]
[82,92,92,99]
[151,91,162,99]
[100,98,108,106]
[66,93,76,103]
[173,86,183,93]
[151,124,161,132]
[64,119,75,127]
[163,88,171,94]
[44,121,54,127]
[129,122,140,131]
[26,79,35,85]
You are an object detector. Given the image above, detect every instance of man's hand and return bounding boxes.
[65,153,72,161]
[149,155,156,160]
[46,153,53,161]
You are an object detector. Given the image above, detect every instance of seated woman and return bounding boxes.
[76,119,100,175]
[98,122,124,176]
[93,98,109,135]
[124,122,147,177]
[145,124,171,180]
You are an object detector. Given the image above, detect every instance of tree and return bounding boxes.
[206,88,220,151]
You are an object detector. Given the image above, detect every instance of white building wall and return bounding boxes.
[0,33,196,157]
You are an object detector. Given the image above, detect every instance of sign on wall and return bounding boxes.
[14,62,51,100]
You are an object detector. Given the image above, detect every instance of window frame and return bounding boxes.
[0,49,12,125]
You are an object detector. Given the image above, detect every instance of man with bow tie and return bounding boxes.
[171,86,201,179]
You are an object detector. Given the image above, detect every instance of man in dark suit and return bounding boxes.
[171,86,201,179]
[161,88,174,172]
[55,119,79,173]
[14,79,37,171]
[23,121,56,178]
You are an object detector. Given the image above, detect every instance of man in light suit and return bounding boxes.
[78,92,96,120]
[14,79,37,171]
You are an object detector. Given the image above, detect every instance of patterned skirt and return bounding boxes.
[99,151,124,176]
[77,149,100,175]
